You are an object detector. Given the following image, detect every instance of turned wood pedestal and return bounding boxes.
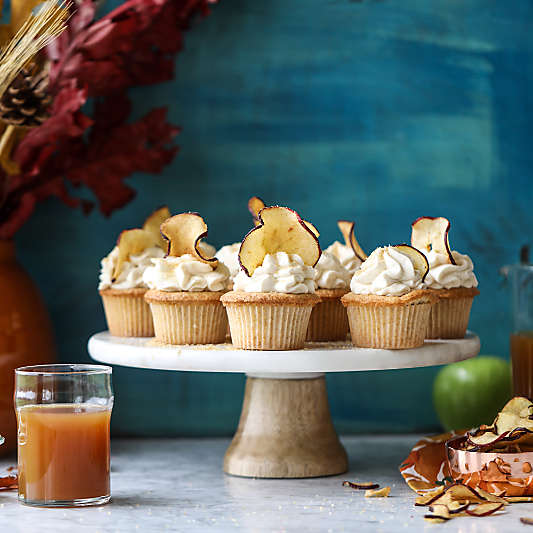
[224,375,347,478]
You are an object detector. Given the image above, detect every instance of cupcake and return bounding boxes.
[98,207,171,337]
[221,206,321,350]
[341,245,437,349]
[411,217,479,339]
[306,251,351,341]
[324,220,367,275]
[143,213,230,345]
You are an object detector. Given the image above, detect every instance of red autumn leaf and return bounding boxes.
[0,0,214,239]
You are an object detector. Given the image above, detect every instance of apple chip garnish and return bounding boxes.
[393,244,430,282]
[160,213,218,266]
[239,206,321,276]
[143,206,171,249]
[337,220,367,261]
[248,196,265,227]
[112,229,158,281]
[411,216,456,265]
[248,196,320,237]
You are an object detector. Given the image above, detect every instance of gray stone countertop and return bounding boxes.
[0,435,531,532]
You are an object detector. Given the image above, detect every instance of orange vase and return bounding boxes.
[0,240,56,453]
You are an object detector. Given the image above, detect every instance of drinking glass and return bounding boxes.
[506,264,533,398]
[15,364,113,507]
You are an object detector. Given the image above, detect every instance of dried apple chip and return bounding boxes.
[160,213,218,266]
[411,216,455,265]
[248,196,265,226]
[143,206,171,249]
[342,480,379,490]
[112,229,158,281]
[394,244,430,282]
[365,486,390,498]
[337,220,367,261]
[465,502,504,517]
[427,504,450,520]
[239,206,321,276]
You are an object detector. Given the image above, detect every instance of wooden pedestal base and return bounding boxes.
[224,375,348,478]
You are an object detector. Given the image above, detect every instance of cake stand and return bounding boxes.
[88,332,480,479]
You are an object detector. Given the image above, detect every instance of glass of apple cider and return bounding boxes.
[15,364,113,507]
[507,261,533,399]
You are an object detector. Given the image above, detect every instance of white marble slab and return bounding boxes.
[88,331,480,375]
[0,436,529,532]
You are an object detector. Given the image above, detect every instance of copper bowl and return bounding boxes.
[446,436,533,497]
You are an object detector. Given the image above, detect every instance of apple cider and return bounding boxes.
[17,404,111,504]
[511,332,533,399]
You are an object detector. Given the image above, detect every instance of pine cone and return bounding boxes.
[0,65,52,127]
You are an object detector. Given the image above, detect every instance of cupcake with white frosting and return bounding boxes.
[410,216,479,339]
[341,245,437,349]
[99,229,166,337]
[143,213,230,345]
[307,251,351,341]
[221,206,321,350]
[423,250,479,339]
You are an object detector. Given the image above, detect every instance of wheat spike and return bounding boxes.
[0,0,70,99]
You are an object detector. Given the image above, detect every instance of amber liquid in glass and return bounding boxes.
[511,332,533,399]
[17,404,111,504]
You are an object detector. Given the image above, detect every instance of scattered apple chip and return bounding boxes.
[143,206,171,249]
[337,220,367,261]
[160,213,217,266]
[521,517,533,524]
[411,216,455,265]
[507,497,533,503]
[465,502,504,517]
[394,244,430,282]
[426,504,450,520]
[342,480,379,490]
[239,206,321,276]
[447,501,470,514]
[112,229,158,281]
[365,486,390,498]
[414,486,445,506]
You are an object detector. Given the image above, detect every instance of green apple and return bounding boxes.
[433,356,512,431]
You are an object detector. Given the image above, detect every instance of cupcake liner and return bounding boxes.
[146,291,227,345]
[99,289,154,337]
[306,290,349,342]
[427,289,478,339]
[224,303,313,350]
[342,291,435,349]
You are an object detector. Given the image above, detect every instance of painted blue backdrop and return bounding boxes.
[13,0,532,435]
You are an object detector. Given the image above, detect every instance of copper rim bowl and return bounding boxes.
[446,436,533,497]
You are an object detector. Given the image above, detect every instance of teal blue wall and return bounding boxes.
[14,0,532,435]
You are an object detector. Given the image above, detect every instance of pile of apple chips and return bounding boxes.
[418,397,533,523]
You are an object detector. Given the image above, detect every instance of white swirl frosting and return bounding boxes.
[314,251,351,290]
[350,246,425,296]
[324,241,362,275]
[99,246,164,290]
[424,250,478,290]
[215,243,241,280]
[233,252,316,294]
[143,254,230,292]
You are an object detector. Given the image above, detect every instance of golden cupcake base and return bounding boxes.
[145,290,228,345]
[341,290,438,349]
[99,288,154,337]
[221,291,320,350]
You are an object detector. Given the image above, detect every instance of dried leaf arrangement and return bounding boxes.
[0,0,215,239]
